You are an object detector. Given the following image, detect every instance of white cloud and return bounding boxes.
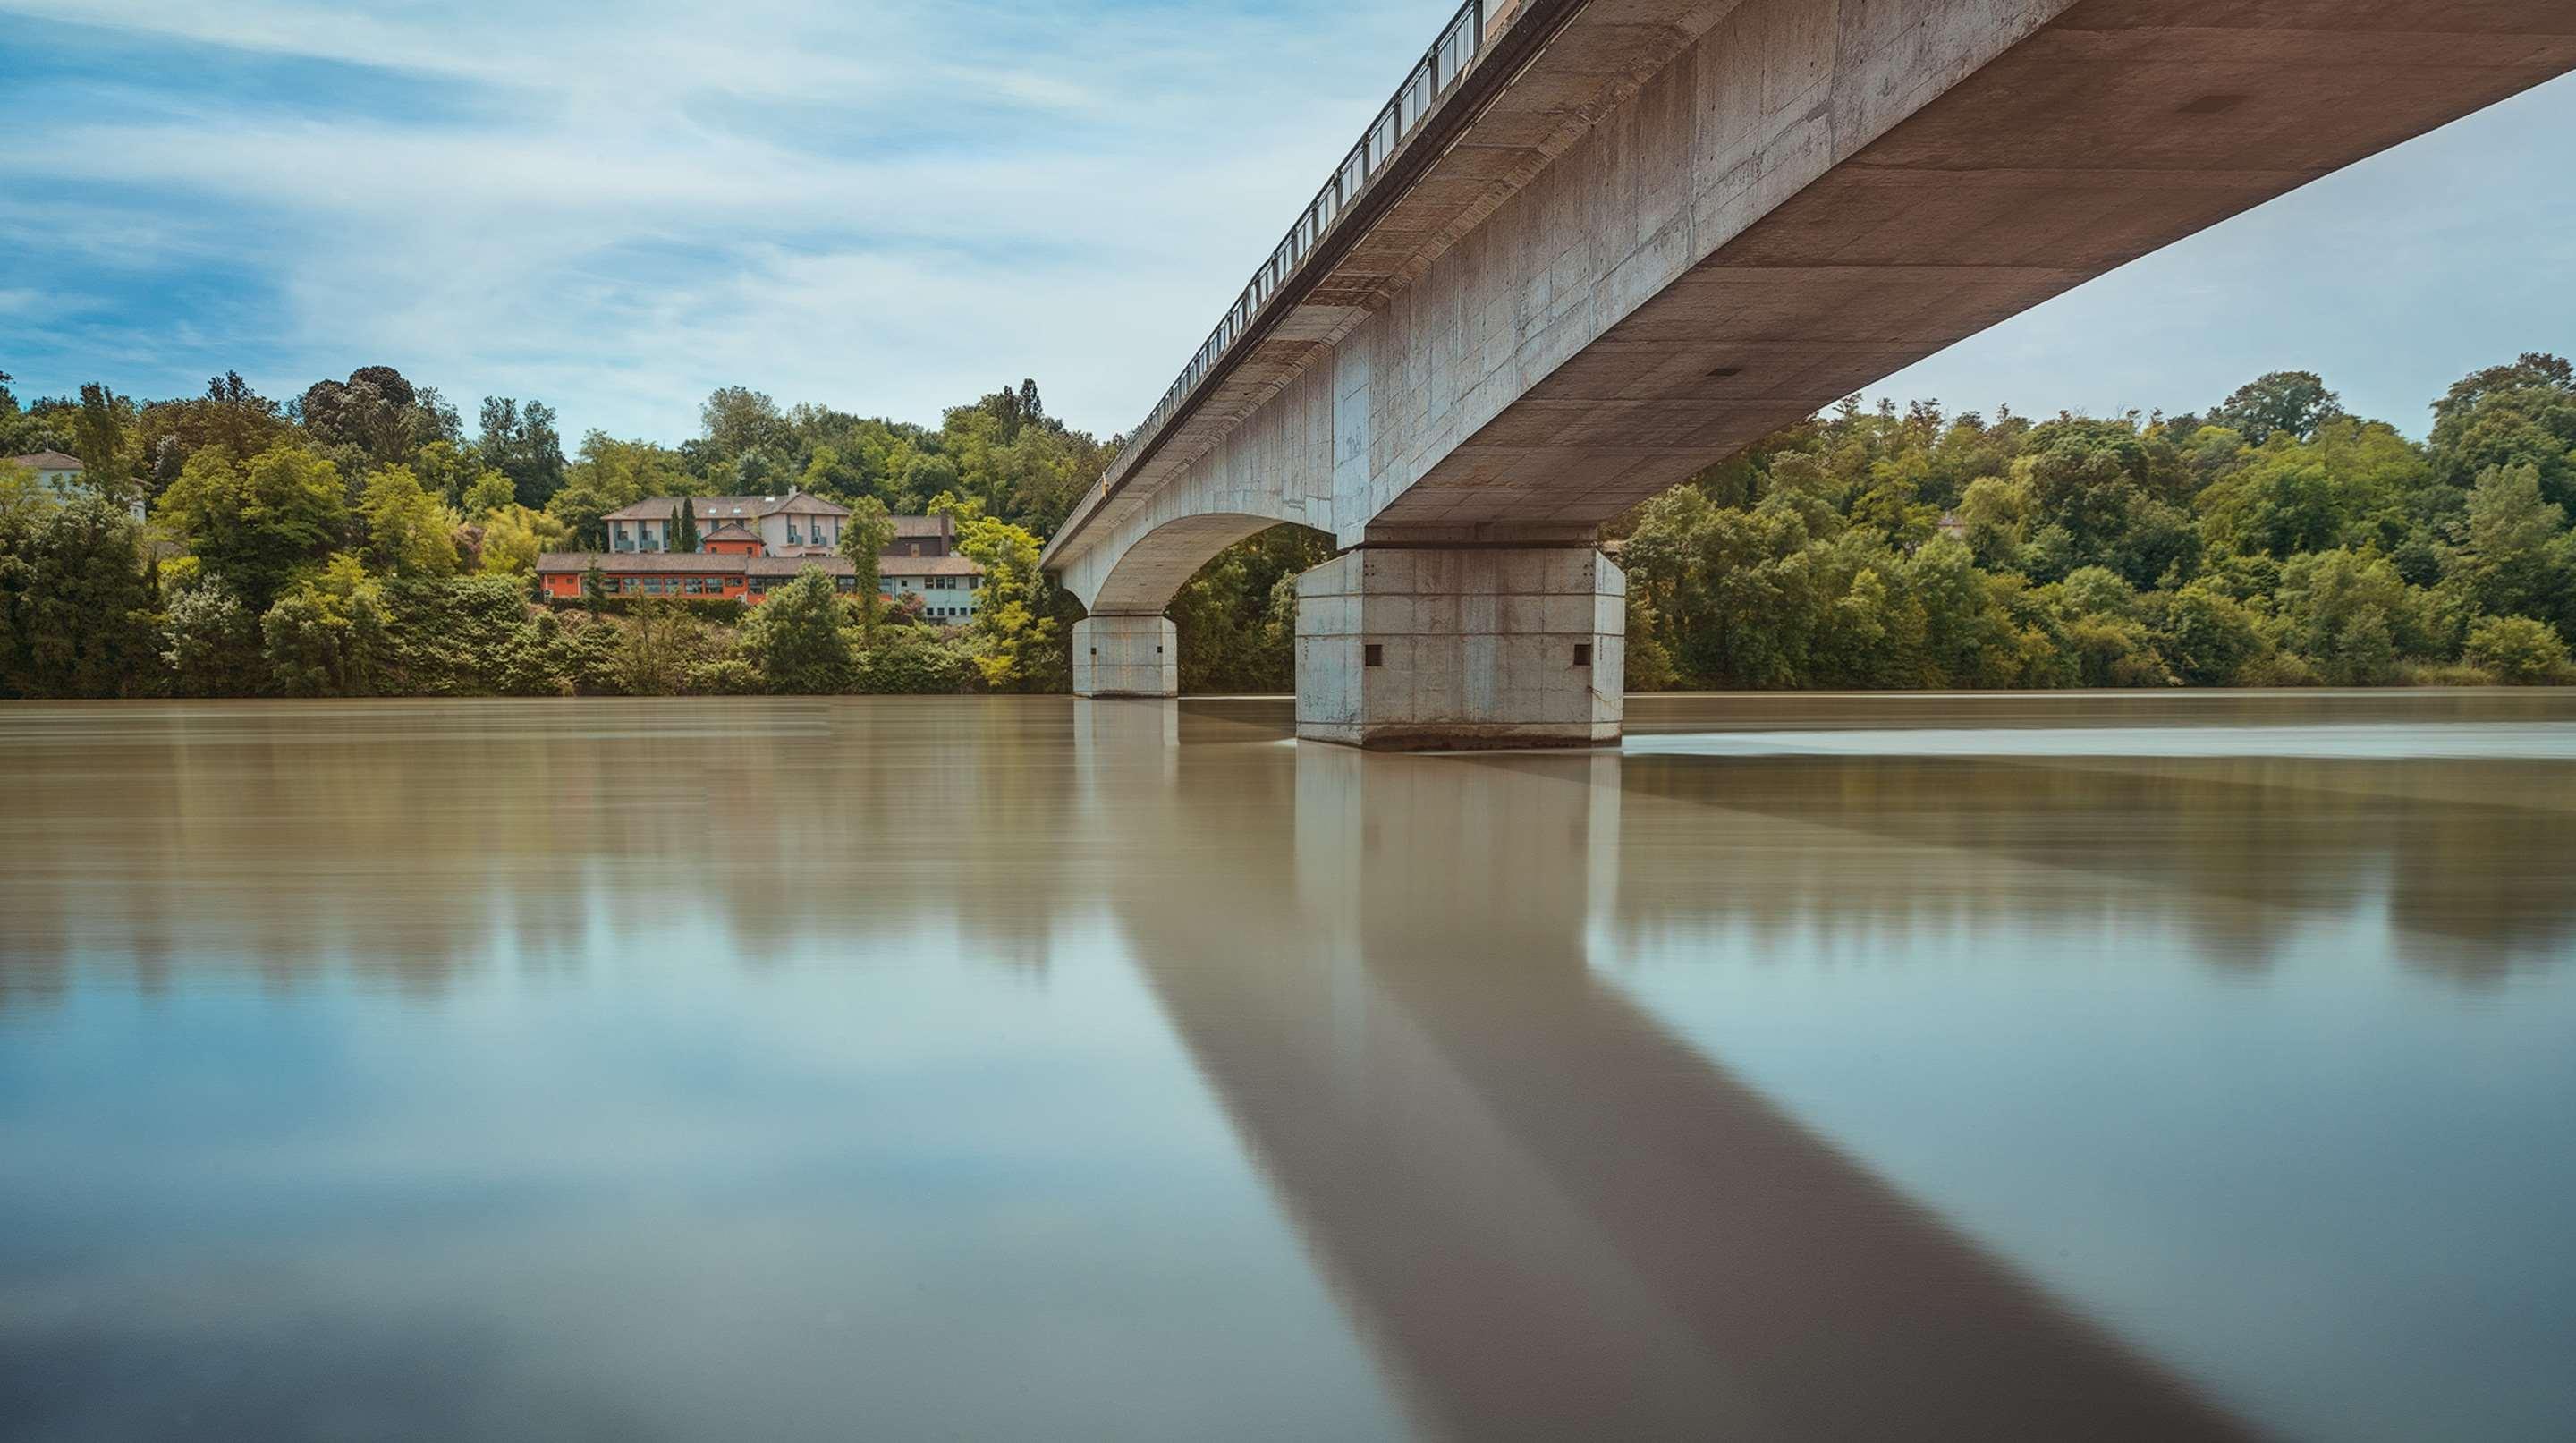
[0,0,1458,437]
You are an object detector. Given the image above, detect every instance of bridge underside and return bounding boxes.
[1056,0,2576,744]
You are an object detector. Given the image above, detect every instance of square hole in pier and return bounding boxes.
[1364,643,1385,667]
[1572,644,1592,668]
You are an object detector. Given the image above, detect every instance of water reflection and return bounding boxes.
[1091,730,2251,1439]
[2,694,2570,1440]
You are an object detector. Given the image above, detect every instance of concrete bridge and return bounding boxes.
[1043,0,2576,747]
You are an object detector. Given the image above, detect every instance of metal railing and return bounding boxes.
[1103,1,1490,491]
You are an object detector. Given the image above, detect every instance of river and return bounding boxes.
[3,692,2572,1440]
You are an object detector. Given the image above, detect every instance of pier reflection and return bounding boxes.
[1084,709,2254,1439]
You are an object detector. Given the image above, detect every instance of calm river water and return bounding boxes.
[4,692,2572,1441]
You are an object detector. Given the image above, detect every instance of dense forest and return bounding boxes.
[2,354,2572,699]
[1166,357,2576,692]
[0,367,1108,698]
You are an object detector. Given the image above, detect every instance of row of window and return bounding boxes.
[597,575,866,596]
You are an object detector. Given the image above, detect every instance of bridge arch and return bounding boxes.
[1078,511,1319,617]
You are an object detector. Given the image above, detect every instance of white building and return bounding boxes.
[883,554,985,624]
[601,490,852,556]
[5,450,147,524]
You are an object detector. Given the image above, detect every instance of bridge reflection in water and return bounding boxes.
[1073,700,2256,1440]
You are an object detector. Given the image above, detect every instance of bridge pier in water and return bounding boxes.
[1070,615,1177,699]
[1294,529,1624,751]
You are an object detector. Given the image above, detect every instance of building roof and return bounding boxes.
[7,450,81,471]
[891,514,952,539]
[878,554,983,577]
[601,490,852,522]
[535,551,858,578]
[699,522,760,543]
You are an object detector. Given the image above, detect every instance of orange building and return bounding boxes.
[534,551,862,603]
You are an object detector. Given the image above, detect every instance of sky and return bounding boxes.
[4,0,2573,446]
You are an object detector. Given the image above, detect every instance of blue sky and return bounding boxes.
[4,0,2572,444]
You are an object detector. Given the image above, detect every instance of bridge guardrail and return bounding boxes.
[1097,1,1490,498]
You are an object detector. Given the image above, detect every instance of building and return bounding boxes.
[535,551,863,602]
[882,553,985,624]
[535,512,986,624]
[6,450,147,524]
[600,489,852,556]
[887,513,956,557]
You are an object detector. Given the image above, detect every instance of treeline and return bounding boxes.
[0,367,1093,699]
[1164,357,2576,691]
[6,355,2574,700]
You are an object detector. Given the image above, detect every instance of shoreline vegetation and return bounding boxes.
[3,357,2572,700]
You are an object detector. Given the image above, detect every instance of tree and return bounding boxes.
[2428,352,2576,508]
[852,625,973,693]
[161,577,267,696]
[618,598,701,695]
[0,497,159,698]
[261,555,388,697]
[301,367,450,465]
[479,505,568,576]
[839,496,896,641]
[2445,463,2573,631]
[2275,548,2429,684]
[154,444,348,610]
[739,566,852,692]
[2209,370,2343,446]
[2464,615,2574,684]
[72,382,136,501]
[479,396,567,508]
[956,514,1071,692]
[551,432,691,547]
[358,465,461,577]
[699,386,792,465]
[675,496,699,553]
[460,469,517,521]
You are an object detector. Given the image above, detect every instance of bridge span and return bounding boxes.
[1042,0,2576,746]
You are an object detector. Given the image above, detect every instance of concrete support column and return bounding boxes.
[1072,615,1178,698]
[1294,535,1624,750]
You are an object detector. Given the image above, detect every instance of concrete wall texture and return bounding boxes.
[1296,546,1626,750]
[1050,0,2576,744]
[1072,615,1179,699]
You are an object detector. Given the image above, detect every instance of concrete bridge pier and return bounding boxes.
[1294,527,1624,751]
[1070,615,1177,698]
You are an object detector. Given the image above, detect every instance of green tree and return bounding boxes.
[0,497,160,698]
[956,514,1071,692]
[2209,370,2343,446]
[160,577,268,696]
[155,444,348,610]
[2445,463,2572,632]
[2463,615,2574,684]
[72,382,137,505]
[739,567,852,693]
[839,496,897,641]
[618,598,702,695]
[358,465,461,577]
[460,469,517,521]
[260,555,388,697]
[2428,352,2576,509]
[674,496,700,553]
[479,504,568,576]
[853,625,974,693]
[2275,548,2431,685]
[479,396,568,508]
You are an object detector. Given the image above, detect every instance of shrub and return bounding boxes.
[2463,615,2575,684]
